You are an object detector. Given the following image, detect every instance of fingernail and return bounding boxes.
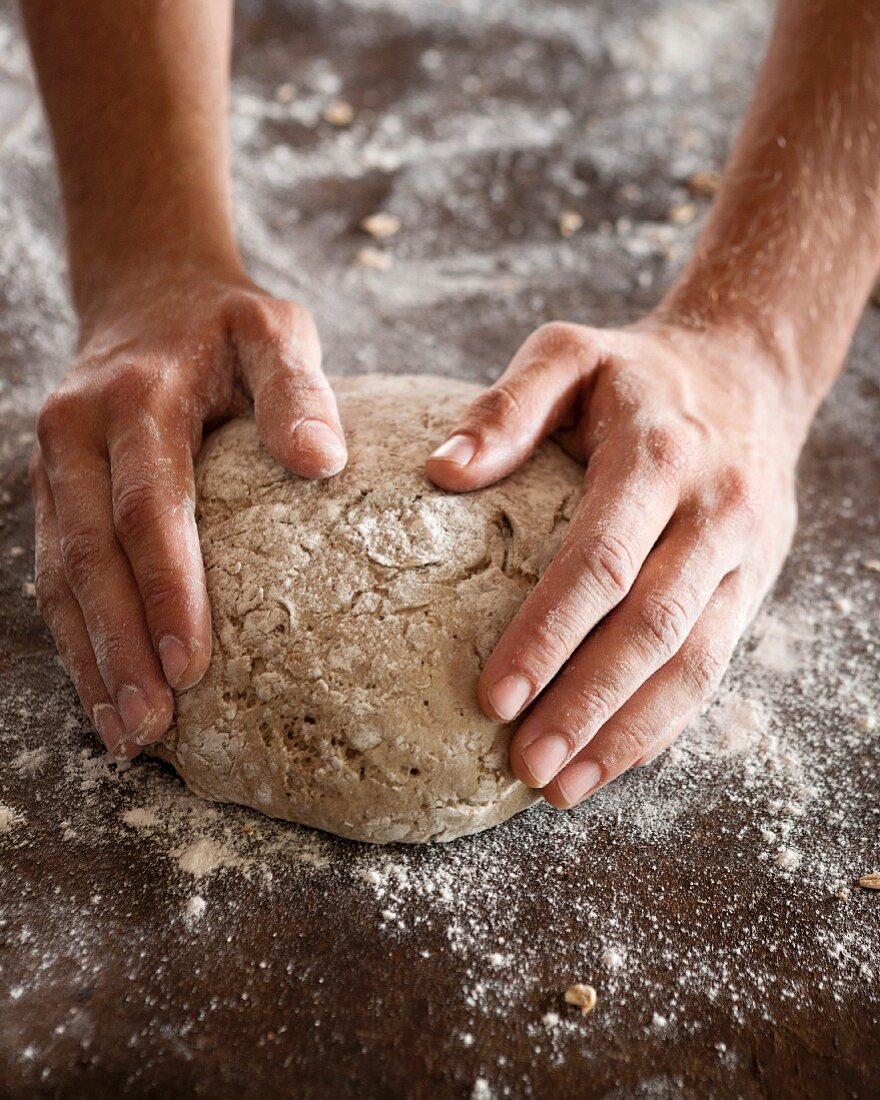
[93,703,127,754]
[555,759,602,807]
[293,419,347,473]
[487,673,533,721]
[158,635,190,688]
[117,684,150,740]
[429,434,477,466]
[520,733,571,787]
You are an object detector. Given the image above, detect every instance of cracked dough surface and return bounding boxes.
[155,374,583,843]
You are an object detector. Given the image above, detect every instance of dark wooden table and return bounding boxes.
[1,1,878,1096]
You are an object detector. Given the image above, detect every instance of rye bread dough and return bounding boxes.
[155,374,583,843]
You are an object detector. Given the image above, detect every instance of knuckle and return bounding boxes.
[60,524,106,591]
[532,320,588,359]
[577,533,636,602]
[113,479,159,543]
[108,365,144,403]
[637,591,692,655]
[683,642,728,695]
[616,719,655,763]
[717,464,759,526]
[34,567,67,623]
[104,363,161,413]
[643,423,691,483]
[240,295,317,346]
[566,680,615,740]
[113,478,177,545]
[468,383,524,430]
[36,393,79,456]
[527,615,576,674]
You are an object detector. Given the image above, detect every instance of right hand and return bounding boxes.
[30,275,346,758]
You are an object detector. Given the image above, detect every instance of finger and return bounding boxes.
[508,513,743,788]
[478,439,680,726]
[30,453,135,758]
[230,297,347,478]
[38,423,173,749]
[426,321,601,492]
[108,410,211,691]
[542,571,748,809]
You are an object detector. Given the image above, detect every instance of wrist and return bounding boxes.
[651,281,824,418]
[653,282,797,379]
[633,306,816,450]
[73,249,249,349]
[66,185,245,330]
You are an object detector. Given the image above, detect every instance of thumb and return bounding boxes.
[231,297,347,479]
[426,322,600,492]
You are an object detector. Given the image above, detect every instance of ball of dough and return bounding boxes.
[155,375,583,843]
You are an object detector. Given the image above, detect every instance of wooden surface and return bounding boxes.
[1,1,878,1096]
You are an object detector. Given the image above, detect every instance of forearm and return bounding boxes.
[661,0,880,416]
[20,0,242,329]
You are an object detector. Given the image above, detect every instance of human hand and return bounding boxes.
[31,275,345,758]
[426,319,804,808]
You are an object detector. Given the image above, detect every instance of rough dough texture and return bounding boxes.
[155,375,583,843]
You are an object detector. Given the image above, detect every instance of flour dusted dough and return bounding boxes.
[155,375,583,843]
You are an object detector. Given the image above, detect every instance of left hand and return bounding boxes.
[426,318,804,809]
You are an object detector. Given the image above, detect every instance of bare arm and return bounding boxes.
[662,0,880,407]
[21,0,239,330]
[23,0,346,757]
[427,0,880,807]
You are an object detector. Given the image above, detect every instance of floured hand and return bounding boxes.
[427,318,804,808]
[30,277,345,758]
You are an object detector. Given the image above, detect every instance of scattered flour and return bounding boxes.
[600,947,625,971]
[712,694,768,753]
[10,746,46,774]
[750,612,809,675]
[122,808,160,829]
[184,896,208,924]
[471,1077,494,1100]
[0,804,23,833]
[175,838,240,879]
[774,847,803,872]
